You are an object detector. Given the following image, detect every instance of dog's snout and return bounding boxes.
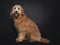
[15,11,18,13]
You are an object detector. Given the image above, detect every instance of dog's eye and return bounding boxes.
[18,8,20,10]
[14,7,16,9]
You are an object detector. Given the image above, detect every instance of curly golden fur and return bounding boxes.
[10,4,50,43]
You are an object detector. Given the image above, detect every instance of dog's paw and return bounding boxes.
[16,38,23,42]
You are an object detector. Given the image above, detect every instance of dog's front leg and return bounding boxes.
[16,31,26,42]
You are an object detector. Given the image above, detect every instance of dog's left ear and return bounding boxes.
[21,6,26,16]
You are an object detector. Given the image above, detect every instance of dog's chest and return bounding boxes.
[14,19,27,31]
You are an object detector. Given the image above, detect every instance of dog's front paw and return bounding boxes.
[16,38,23,42]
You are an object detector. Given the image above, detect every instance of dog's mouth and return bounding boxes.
[12,12,20,19]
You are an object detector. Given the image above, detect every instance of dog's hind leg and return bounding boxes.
[29,32,41,42]
[29,32,50,43]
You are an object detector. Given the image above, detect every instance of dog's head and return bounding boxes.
[10,4,25,19]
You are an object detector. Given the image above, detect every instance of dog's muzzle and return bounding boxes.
[12,11,20,18]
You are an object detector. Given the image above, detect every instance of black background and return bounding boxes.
[0,0,59,45]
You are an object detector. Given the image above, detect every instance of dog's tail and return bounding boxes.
[40,38,50,43]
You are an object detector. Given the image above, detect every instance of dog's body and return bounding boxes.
[10,4,50,43]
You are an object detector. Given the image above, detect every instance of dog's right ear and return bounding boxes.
[10,9,13,16]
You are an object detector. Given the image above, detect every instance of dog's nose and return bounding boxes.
[15,11,17,13]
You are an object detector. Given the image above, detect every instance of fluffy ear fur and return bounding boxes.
[10,9,13,15]
[21,6,26,16]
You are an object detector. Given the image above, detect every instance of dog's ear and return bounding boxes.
[10,9,13,16]
[21,6,26,16]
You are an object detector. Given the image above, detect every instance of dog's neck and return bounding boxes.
[13,14,27,23]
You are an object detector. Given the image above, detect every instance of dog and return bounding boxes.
[10,4,50,43]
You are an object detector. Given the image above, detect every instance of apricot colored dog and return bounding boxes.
[10,4,50,43]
